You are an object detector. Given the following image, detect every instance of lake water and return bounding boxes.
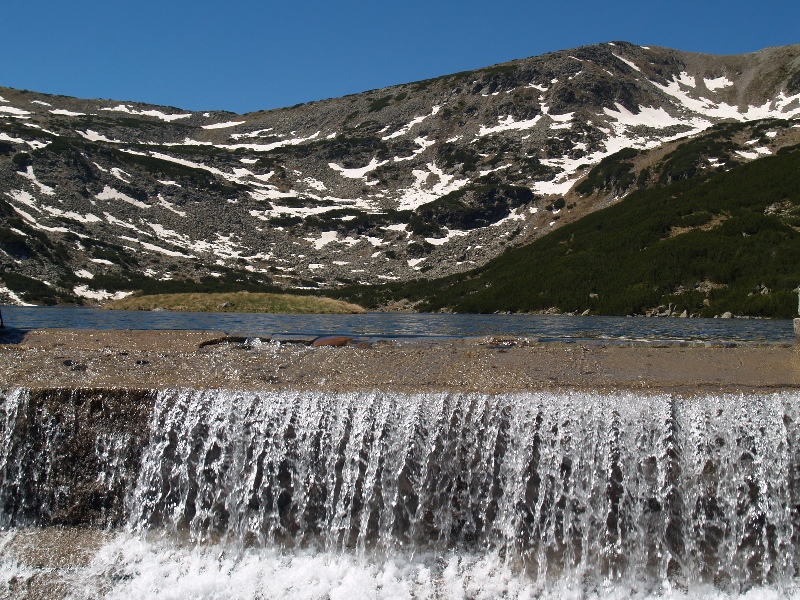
[0,305,795,344]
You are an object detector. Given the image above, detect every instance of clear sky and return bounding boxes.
[2,0,797,114]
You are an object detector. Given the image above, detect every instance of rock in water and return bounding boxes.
[311,335,352,347]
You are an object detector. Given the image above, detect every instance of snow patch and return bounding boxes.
[5,189,40,212]
[100,104,191,122]
[0,106,31,117]
[328,157,387,179]
[77,130,123,143]
[73,285,133,301]
[304,231,339,250]
[603,103,685,129]
[652,74,800,121]
[704,76,734,91]
[382,106,440,140]
[19,166,55,195]
[224,131,321,152]
[736,147,772,160]
[230,128,273,140]
[0,285,35,306]
[303,177,327,191]
[96,186,149,209]
[202,120,246,130]
[110,168,131,182]
[41,205,101,223]
[50,108,85,116]
[425,229,467,246]
[612,53,641,72]
[393,163,470,212]
[119,236,193,258]
[103,213,140,231]
[478,114,543,136]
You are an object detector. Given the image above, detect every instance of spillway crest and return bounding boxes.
[1,388,798,598]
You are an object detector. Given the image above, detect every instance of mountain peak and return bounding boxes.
[1,42,799,307]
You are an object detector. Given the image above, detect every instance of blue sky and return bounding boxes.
[2,0,798,114]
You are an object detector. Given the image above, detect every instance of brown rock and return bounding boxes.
[311,335,352,347]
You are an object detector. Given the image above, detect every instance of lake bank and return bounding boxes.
[2,328,798,393]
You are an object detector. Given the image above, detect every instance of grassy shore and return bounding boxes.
[105,292,366,314]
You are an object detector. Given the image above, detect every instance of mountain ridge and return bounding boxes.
[1,41,799,308]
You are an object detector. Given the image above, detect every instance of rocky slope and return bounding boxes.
[1,41,800,305]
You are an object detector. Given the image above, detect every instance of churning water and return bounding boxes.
[0,388,799,598]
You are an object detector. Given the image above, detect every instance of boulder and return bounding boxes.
[311,335,352,347]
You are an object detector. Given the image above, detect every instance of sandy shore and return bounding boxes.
[1,328,798,394]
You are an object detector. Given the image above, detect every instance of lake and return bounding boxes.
[0,305,795,344]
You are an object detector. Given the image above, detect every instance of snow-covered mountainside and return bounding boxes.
[1,41,800,305]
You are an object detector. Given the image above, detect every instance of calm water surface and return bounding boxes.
[1,305,794,344]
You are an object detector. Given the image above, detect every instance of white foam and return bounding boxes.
[53,534,796,600]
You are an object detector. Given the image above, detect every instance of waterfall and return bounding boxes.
[0,387,798,598]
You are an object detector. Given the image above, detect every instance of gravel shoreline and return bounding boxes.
[2,328,798,394]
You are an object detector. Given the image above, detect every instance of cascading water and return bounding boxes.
[0,387,798,599]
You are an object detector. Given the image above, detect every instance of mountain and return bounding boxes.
[1,41,800,308]
[331,132,800,318]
